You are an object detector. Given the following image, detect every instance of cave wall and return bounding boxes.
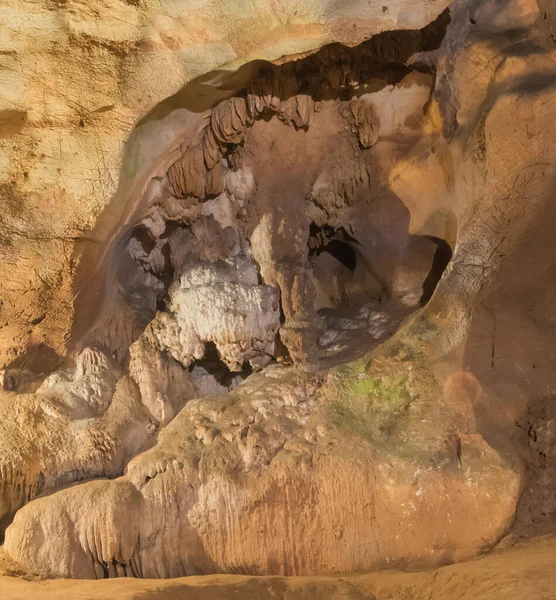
[0,0,451,370]
[0,0,556,583]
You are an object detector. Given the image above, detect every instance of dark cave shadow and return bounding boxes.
[506,71,556,96]
[420,237,453,306]
[1,344,65,392]
[130,578,290,600]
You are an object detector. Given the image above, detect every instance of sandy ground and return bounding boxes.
[0,531,555,600]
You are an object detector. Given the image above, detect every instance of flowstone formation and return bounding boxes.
[0,0,555,586]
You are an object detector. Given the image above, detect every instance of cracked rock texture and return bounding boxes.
[0,0,556,592]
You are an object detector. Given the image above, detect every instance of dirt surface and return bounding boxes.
[1,531,555,599]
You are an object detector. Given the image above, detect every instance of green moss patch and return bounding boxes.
[326,363,413,442]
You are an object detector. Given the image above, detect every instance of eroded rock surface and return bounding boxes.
[152,258,281,371]
[4,354,520,577]
[0,0,555,587]
[0,0,452,369]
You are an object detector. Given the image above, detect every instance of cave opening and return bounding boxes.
[309,223,359,273]
[322,239,358,273]
[419,236,453,306]
[0,4,499,584]
[308,221,452,361]
[67,5,455,378]
[14,3,460,486]
[189,341,253,392]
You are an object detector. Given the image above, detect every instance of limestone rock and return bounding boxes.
[0,371,154,533]
[348,99,380,148]
[151,258,281,371]
[1,0,556,591]
[4,360,520,578]
[128,334,196,426]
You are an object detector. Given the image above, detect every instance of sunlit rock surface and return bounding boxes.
[0,0,555,590]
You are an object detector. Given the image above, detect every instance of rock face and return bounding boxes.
[0,0,452,370]
[5,356,520,578]
[0,0,556,586]
[152,258,281,371]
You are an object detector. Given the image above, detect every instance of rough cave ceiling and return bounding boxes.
[0,0,555,588]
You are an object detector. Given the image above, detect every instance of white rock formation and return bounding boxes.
[150,258,281,371]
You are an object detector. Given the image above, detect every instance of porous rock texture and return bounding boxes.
[0,0,556,589]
